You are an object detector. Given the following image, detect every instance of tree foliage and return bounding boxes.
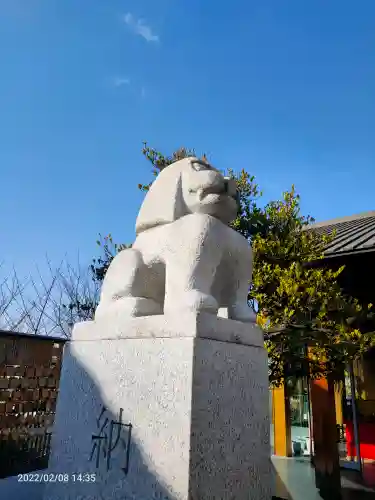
[83,143,375,385]
[249,188,374,384]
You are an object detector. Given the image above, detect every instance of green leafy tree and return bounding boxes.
[81,143,375,385]
[249,188,374,384]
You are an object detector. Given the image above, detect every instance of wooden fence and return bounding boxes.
[0,330,66,478]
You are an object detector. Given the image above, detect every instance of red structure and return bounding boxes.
[346,421,375,460]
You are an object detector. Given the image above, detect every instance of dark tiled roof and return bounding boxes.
[308,211,375,257]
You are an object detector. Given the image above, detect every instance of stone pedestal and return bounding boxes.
[44,313,272,500]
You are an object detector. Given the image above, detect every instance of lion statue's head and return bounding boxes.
[135,157,239,235]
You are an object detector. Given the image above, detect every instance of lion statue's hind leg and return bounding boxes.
[95,248,163,319]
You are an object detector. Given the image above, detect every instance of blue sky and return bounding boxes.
[1,0,374,279]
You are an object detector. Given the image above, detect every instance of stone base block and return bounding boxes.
[44,313,272,500]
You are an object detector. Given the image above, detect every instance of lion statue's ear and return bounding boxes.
[135,159,192,235]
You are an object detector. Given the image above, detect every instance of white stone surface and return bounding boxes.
[95,157,255,324]
[0,475,45,500]
[44,316,272,500]
[72,312,264,347]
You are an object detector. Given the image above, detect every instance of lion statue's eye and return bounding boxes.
[192,161,212,172]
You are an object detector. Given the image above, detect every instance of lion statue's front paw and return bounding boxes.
[227,304,256,323]
[164,291,218,316]
[95,297,163,320]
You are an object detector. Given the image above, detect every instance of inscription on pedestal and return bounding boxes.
[90,406,132,474]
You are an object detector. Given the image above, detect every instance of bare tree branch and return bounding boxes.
[0,256,99,339]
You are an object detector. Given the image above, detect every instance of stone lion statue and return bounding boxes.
[95,157,255,323]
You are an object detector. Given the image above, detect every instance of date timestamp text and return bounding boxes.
[18,473,97,483]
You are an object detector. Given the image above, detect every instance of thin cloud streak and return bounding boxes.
[123,13,159,42]
[113,77,130,87]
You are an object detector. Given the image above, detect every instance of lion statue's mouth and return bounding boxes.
[199,185,238,202]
